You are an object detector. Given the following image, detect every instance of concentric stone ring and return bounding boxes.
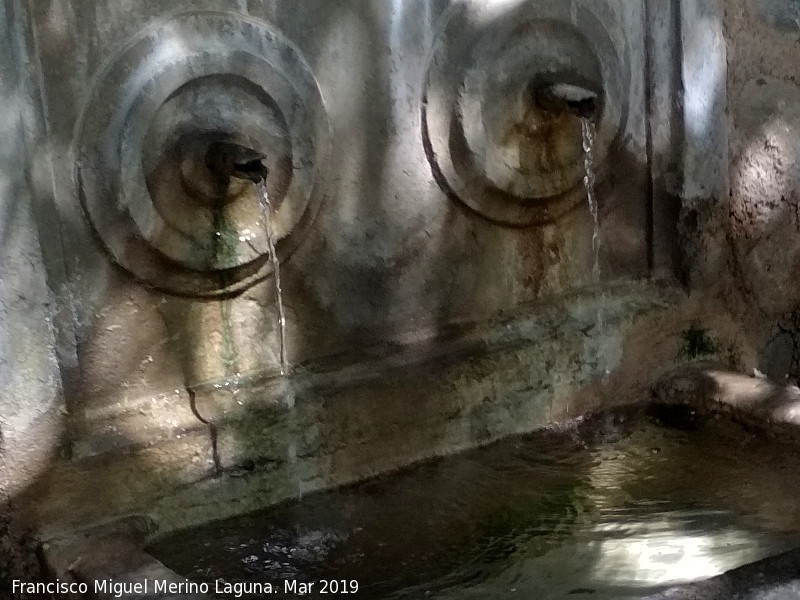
[422,1,629,226]
[74,11,329,296]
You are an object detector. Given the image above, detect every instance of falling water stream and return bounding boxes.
[256,181,288,375]
[581,117,610,376]
[581,118,600,288]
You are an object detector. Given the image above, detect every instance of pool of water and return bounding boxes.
[150,406,800,599]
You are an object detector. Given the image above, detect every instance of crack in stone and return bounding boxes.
[187,387,221,476]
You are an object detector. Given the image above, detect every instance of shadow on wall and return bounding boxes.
[720,0,800,381]
[2,0,645,587]
[729,80,800,316]
[8,0,800,593]
[0,2,386,588]
[3,7,561,593]
[0,0,65,590]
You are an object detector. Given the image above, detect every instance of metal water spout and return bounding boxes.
[530,80,600,120]
[205,141,268,184]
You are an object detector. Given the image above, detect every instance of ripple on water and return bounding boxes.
[151,409,800,599]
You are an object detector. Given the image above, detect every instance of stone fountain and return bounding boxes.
[12,0,793,595]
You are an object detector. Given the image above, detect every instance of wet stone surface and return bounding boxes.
[752,0,800,33]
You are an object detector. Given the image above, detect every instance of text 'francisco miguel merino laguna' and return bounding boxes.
[13,578,359,597]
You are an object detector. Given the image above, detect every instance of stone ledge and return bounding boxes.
[653,366,800,434]
[42,517,202,600]
[23,281,678,543]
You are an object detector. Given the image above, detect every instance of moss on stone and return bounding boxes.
[678,325,719,360]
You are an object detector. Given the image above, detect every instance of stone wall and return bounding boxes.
[726,0,800,319]
[688,0,800,379]
[0,0,64,585]
[21,0,657,408]
[659,0,800,381]
[0,0,687,543]
[0,0,63,506]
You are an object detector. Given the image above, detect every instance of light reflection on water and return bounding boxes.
[151,409,800,599]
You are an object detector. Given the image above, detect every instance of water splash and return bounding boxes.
[256,182,288,375]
